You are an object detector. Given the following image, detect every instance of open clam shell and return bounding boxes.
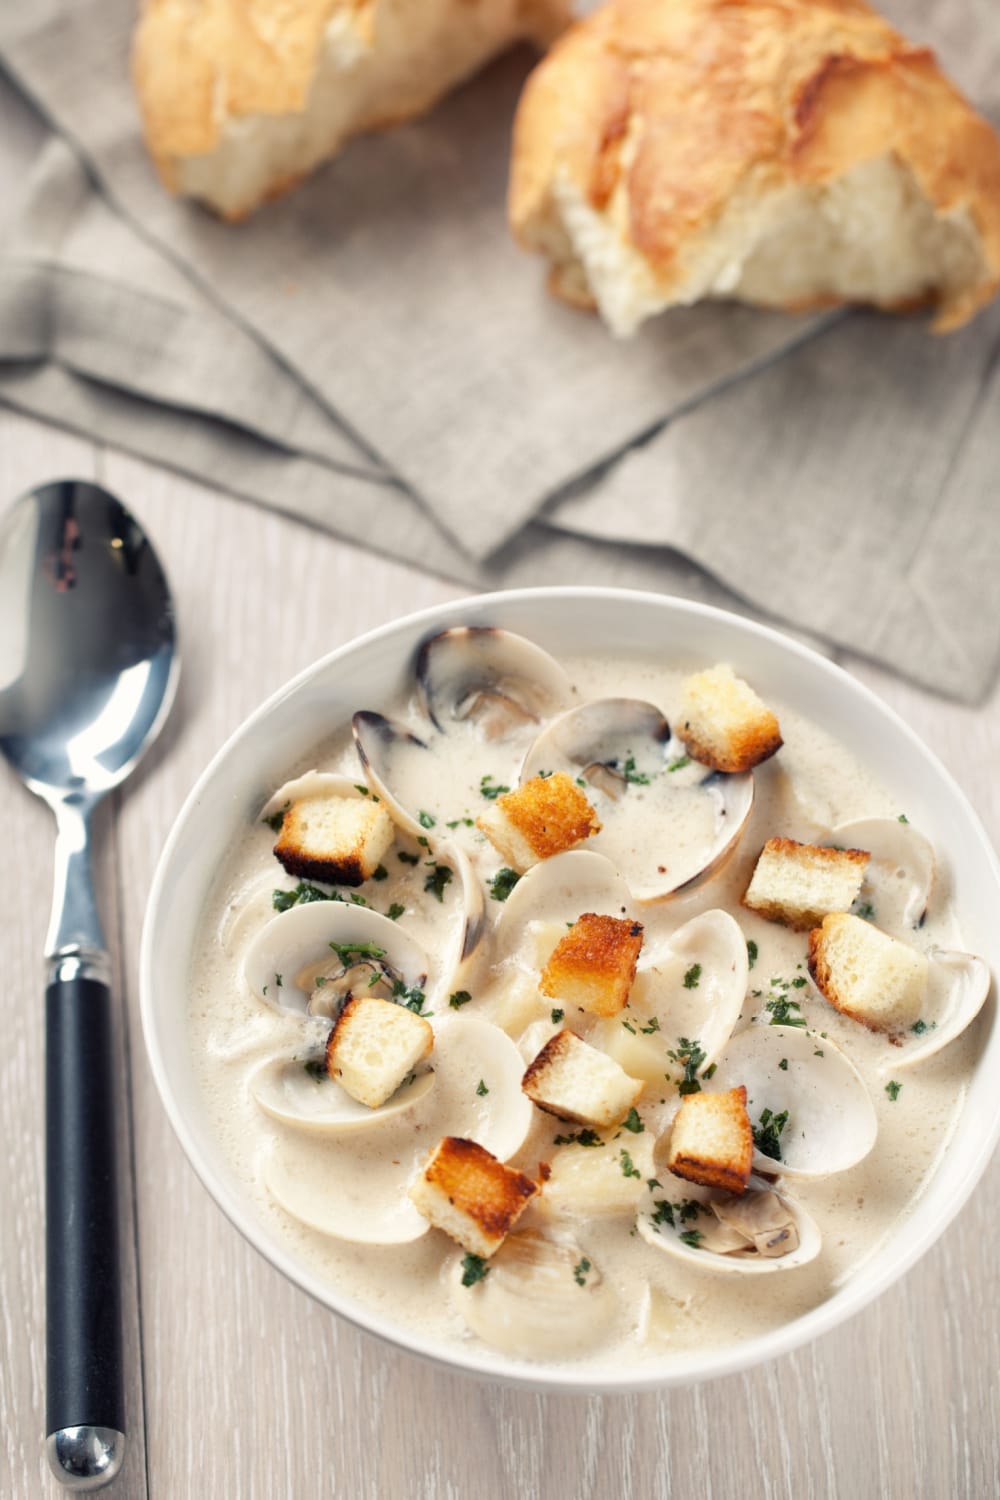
[243,901,429,1016]
[637,1172,821,1274]
[351,711,432,839]
[707,1024,878,1177]
[416,626,573,736]
[450,1227,617,1357]
[834,816,936,933]
[520,699,754,900]
[260,770,369,823]
[251,1056,435,1134]
[265,1141,431,1245]
[888,948,991,1072]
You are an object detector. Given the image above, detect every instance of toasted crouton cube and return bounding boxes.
[522,1030,643,1128]
[477,772,601,872]
[274,792,394,885]
[540,912,644,1017]
[667,1086,753,1194]
[808,913,928,1033]
[677,663,783,773]
[742,836,869,930]
[408,1137,540,1256]
[325,996,433,1108]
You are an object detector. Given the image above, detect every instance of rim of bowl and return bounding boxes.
[140,585,1000,1393]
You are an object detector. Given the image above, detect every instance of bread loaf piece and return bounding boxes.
[509,0,1000,335]
[134,0,571,219]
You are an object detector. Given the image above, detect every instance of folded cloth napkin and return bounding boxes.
[0,0,998,699]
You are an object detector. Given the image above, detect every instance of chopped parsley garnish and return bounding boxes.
[424,863,453,903]
[272,880,338,912]
[573,1257,592,1286]
[479,774,510,801]
[747,939,758,970]
[651,1199,701,1230]
[354,784,369,797]
[765,993,807,1028]
[348,893,370,907]
[550,1008,564,1024]
[667,755,691,773]
[263,806,287,833]
[386,903,405,921]
[853,900,877,921]
[668,1036,707,1095]
[639,1016,660,1035]
[885,1080,902,1102]
[911,1018,936,1034]
[791,976,807,988]
[683,963,702,990]
[553,1128,604,1148]
[619,1150,641,1179]
[488,867,521,901]
[460,1253,490,1287]
[391,978,431,1016]
[303,1059,326,1082]
[622,754,651,785]
[476,1079,489,1097]
[274,973,283,988]
[397,850,420,865]
[446,817,475,829]
[537,769,554,779]
[779,1058,789,1071]
[621,1019,637,1034]
[329,940,387,963]
[898,813,909,823]
[753,1107,789,1161]
[418,810,436,829]
[417,836,430,848]
[622,1107,645,1134]
[679,1230,704,1250]
[814,1047,825,1057]
[449,990,473,1009]
[372,864,388,882]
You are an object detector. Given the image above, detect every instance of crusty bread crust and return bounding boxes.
[667,1085,753,1194]
[522,1028,643,1126]
[409,1136,540,1254]
[540,912,644,1016]
[509,0,1000,332]
[742,836,869,931]
[478,772,601,865]
[133,0,571,216]
[807,912,925,1032]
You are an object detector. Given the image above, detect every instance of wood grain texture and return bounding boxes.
[0,406,997,1500]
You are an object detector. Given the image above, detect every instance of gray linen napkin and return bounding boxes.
[0,0,998,699]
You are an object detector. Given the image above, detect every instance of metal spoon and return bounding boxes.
[0,480,178,1490]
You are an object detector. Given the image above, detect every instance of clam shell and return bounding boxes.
[243,901,428,1015]
[638,909,749,1068]
[351,711,431,839]
[521,699,754,899]
[265,1143,431,1245]
[834,816,936,933]
[260,770,368,822]
[887,948,991,1072]
[637,1173,821,1274]
[416,626,573,734]
[450,1227,616,1357]
[708,1024,878,1177]
[252,1056,435,1134]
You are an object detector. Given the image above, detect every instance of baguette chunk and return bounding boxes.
[666,1086,753,1194]
[540,912,644,1017]
[274,792,394,885]
[522,1029,643,1127]
[677,663,782,773]
[477,772,601,872]
[325,995,433,1108]
[409,1136,540,1256]
[808,913,927,1033]
[743,837,869,930]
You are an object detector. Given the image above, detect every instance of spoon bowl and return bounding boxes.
[0,479,177,1491]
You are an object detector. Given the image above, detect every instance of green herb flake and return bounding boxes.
[679,1229,704,1250]
[622,1107,645,1134]
[417,836,430,849]
[622,754,651,786]
[791,976,807,988]
[398,850,420,865]
[854,901,876,921]
[814,1047,825,1057]
[885,1080,902,1102]
[460,1253,490,1288]
[668,1036,706,1095]
[272,879,340,912]
[621,1019,637,1034]
[348,893,370,907]
[683,963,702,990]
[550,1008,565,1024]
[329,940,386,963]
[898,813,909,823]
[747,939,758,970]
[303,1059,327,1083]
[619,1150,641,1180]
[573,1257,592,1287]
[424,864,453,903]
[646,1178,661,1191]
[765,994,807,1028]
[386,903,405,921]
[372,864,388,882]
[476,1079,489,1097]
[418,810,436,829]
[639,1016,660,1035]
[274,973,283,988]
[391,978,431,1017]
[488,867,521,902]
[667,755,691,773]
[479,774,511,801]
[553,1129,604,1148]
[778,1058,789,1071]
[263,806,287,833]
[911,1019,936,1035]
[446,817,475,829]
[449,990,473,1009]
[753,1106,789,1162]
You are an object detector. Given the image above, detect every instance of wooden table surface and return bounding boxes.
[1,403,997,1500]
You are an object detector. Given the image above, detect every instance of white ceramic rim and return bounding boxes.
[140,586,1000,1393]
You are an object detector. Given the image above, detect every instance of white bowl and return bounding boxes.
[140,587,1000,1392]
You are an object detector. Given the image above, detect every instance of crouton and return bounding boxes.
[522,1029,643,1128]
[666,1086,753,1194]
[477,772,601,872]
[540,912,644,1017]
[408,1136,540,1256]
[325,995,433,1109]
[274,792,394,885]
[677,663,783,773]
[742,836,869,930]
[808,913,928,1033]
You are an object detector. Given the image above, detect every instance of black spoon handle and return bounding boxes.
[45,975,125,1486]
